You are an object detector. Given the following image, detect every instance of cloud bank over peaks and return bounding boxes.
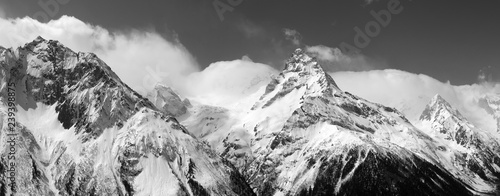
[0,15,200,94]
[174,57,278,107]
[1,15,497,134]
[0,15,279,107]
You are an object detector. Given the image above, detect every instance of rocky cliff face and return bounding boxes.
[0,37,254,196]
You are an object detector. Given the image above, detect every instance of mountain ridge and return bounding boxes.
[1,37,498,195]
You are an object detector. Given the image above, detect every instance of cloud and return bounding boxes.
[306,45,388,72]
[282,28,302,46]
[331,69,500,132]
[305,45,346,62]
[0,15,280,107]
[478,65,500,84]
[174,59,278,106]
[0,16,200,94]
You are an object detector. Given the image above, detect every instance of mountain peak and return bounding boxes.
[420,94,463,122]
[252,49,341,109]
[284,48,318,72]
[21,36,72,58]
[27,36,51,47]
[18,36,121,81]
[282,48,340,90]
[430,94,450,107]
[34,35,46,42]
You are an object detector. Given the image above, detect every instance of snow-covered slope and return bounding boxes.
[182,49,478,195]
[0,37,254,195]
[419,94,500,192]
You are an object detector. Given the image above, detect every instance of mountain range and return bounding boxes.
[0,38,499,195]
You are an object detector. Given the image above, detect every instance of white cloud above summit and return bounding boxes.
[283,28,302,46]
[0,15,200,94]
[305,45,389,72]
[0,15,277,101]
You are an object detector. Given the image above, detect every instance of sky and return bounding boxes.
[0,0,499,85]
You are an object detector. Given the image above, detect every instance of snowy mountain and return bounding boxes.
[0,37,254,196]
[420,94,500,191]
[182,49,480,195]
